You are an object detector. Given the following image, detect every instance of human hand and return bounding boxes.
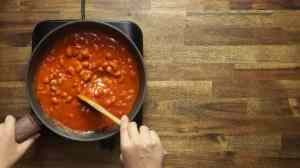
[0,115,38,168]
[120,116,166,168]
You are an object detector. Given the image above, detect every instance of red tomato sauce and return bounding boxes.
[35,30,139,131]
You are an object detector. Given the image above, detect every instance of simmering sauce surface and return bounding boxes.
[35,30,139,131]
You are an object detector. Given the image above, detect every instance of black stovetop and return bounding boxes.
[32,20,144,149]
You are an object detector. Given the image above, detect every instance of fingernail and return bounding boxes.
[5,115,14,122]
[6,115,12,119]
[130,122,136,127]
[121,115,128,121]
[33,133,41,140]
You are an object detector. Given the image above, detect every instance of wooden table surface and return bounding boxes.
[1,0,300,167]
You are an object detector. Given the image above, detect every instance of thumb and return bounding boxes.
[17,134,39,155]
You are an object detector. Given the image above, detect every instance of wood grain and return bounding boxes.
[230,0,300,10]
[1,0,300,167]
[187,0,300,10]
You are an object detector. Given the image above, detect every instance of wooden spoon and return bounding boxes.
[77,94,121,126]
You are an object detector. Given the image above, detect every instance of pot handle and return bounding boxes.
[81,0,85,20]
[15,113,41,143]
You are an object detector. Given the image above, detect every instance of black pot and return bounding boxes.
[15,21,146,142]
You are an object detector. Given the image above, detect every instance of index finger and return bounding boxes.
[120,115,131,147]
[4,115,16,140]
